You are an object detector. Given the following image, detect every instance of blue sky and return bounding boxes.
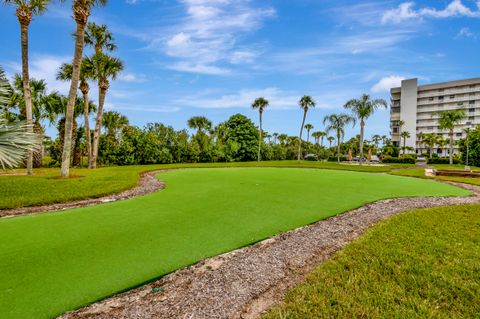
[2,0,480,139]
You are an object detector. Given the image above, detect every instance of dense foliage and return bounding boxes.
[458,126,480,167]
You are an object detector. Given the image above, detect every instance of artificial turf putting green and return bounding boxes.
[0,168,470,318]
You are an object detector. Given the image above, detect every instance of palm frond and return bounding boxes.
[0,118,42,169]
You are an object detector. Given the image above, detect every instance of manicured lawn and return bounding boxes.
[264,204,480,319]
[0,161,409,210]
[390,167,480,186]
[0,168,469,318]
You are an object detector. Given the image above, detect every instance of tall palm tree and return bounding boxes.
[251,97,269,161]
[61,0,108,177]
[422,133,438,159]
[344,94,387,162]
[327,136,335,148]
[311,131,321,145]
[304,124,313,143]
[400,131,410,155]
[318,131,327,147]
[272,132,278,144]
[4,0,49,174]
[436,108,467,164]
[323,114,355,163]
[371,134,382,150]
[298,96,315,161]
[83,21,116,168]
[83,53,123,169]
[102,110,128,138]
[187,116,212,134]
[57,60,94,166]
[85,22,116,55]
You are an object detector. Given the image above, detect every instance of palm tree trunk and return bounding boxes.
[403,138,406,155]
[91,87,107,169]
[359,119,365,165]
[258,112,262,162]
[449,130,454,165]
[337,131,341,163]
[320,136,324,147]
[20,23,34,175]
[61,20,87,177]
[430,147,433,159]
[306,130,310,143]
[83,91,92,167]
[297,111,307,162]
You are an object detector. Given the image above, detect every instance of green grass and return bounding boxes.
[390,167,480,186]
[0,161,409,210]
[0,168,469,319]
[263,204,480,319]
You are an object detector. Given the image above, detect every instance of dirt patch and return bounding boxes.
[0,170,165,218]
[59,184,480,319]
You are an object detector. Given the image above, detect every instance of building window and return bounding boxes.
[456,133,462,137]
[457,102,464,106]
[438,96,444,100]
[429,97,434,101]
[428,126,434,130]
[469,100,475,105]
[469,108,475,113]
[450,95,455,99]
[469,116,475,120]
[470,85,476,88]
[393,127,399,133]
[439,89,444,92]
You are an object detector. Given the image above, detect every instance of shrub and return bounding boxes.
[327,155,347,162]
[382,156,415,164]
[427,158,460,164]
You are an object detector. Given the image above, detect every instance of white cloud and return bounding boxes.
[118,72,147,83]
[154,0,275,74]
[456,26,476,39]
[6,55,71,94]
[371,76,406,93]
[382,0,480,24]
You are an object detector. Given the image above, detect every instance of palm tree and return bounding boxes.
[61,0,108,177]
[303,124,313,143]
[400,131,410,155]
[327,136,335,148]
[344,94,387,162]
[57,60,94,166]
[83,53,124,169]
[85,22,116,55]
[298,96,316,161]
[371,134,382,150]
[278,134,287,145]
[187,116,212,134]
[4,0,50,174]
[251,97,269,161]
[311,131,321,145]
[318,131,327,147]
[417,132,425,155]
[437,108,467,164]
[102,110,128,138]
[272,132,278,144]
[323,114,355,163]
[422,133,438,159]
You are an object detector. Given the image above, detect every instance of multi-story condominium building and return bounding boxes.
[390,77,480,156]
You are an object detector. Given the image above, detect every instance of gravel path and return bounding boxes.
[0,170,165,218]
[59,182,480,319]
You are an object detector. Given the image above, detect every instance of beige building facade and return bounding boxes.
[390,77,480,156]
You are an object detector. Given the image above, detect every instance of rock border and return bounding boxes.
[0,170,165,218]
[59,183,480,319]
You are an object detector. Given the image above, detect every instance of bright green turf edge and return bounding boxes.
[0,161,410,210]
[263,204,480,319]
[0,168,470,319]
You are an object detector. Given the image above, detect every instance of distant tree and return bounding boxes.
[437,108,467,164]
[323,114,355,163]
[400,131,411,155]
[298,96,316,161]
[251,97,269,161]
[327,136,335,148]
[187,116,212,134]
[102,111,128,138]
[304,124,313,143]
[422,133,439,158]
[344,94,387,162]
